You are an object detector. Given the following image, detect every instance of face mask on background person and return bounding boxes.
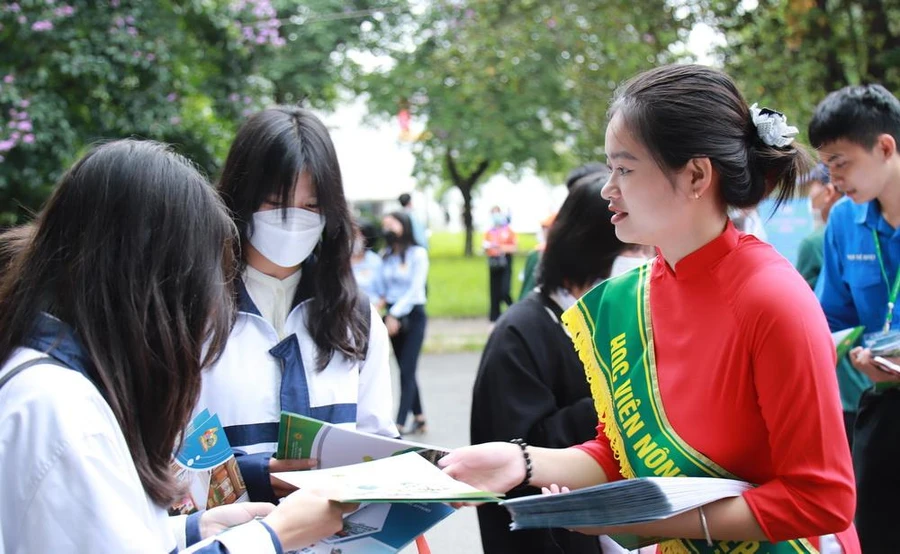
[249,207,325,268]
[383,229,399,245]
[491,213,506,226]
[610,254,649,277]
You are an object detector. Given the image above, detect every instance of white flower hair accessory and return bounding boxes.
[749,103,799,148]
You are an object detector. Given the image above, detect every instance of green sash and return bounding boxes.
[561,264,818,554]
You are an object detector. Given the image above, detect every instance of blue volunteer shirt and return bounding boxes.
[816,198,897,408]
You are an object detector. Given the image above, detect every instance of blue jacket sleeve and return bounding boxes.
[815,217,859,331]
[182,519,284,554]
[388,247,429,318]
[235,451,277,504]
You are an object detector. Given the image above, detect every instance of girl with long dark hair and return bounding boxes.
[196,107,396,502]
[0,140,349,552]
[379,210,429,434]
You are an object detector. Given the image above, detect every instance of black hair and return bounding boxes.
[398,193,412,207]
[565,162,611,190]
[0,140,236,506]
[808,84,900,149]
[359,221,381,251]
[539,178,624,297]
[383,210,417,262]
[217,106,368,370]
[610,64,810,209]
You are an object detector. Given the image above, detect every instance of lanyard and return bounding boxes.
[872,228,900,333]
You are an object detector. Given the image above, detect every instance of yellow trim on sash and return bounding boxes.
[562,304,636,479]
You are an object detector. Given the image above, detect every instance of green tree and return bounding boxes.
[360,0,692,255]
[702,0,900,132]
[0,0,396,224]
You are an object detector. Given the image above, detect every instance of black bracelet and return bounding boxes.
[510,438,533,488]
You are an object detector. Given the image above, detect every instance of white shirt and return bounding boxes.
[243,266,302,339]
[0,348,279,554]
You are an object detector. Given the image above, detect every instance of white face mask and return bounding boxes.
[248,208,325,268]
[610,255,648,277]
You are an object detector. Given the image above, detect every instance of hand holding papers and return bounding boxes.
[273,451,501,503]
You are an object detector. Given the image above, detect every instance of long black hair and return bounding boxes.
[610,64,810,209]
[0,140,236,505]
[539,178,624,298]
[217,106,367,370]
[383,210,417,263]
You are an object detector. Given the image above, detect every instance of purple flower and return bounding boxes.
[8,121,15,129]
[3,75,13,84]
[125,15,134,24]
[15,111,27,120]
[31,20,53,31]
[114,16,125,27]
[54,5,75,17]
[8,3,21,13]
[22,134,34,144]
[17,15,25,24]
[146,53,155,62]
[126,26,137,36]
[18,99,29,108]
[45,0,56,5]
[17,121,32,132]
[166,93,178,102]
[110,0,120,6]
[169,116,181,126]
[0,140,14,152]
[133,50,142,58]
[9,132,19,140]
[228,93,240,102]
[243,96,252,105]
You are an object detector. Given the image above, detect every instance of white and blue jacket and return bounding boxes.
[195,279,397,503]
[0,313,283,554]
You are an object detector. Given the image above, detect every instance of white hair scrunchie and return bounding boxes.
[749,103,799,148]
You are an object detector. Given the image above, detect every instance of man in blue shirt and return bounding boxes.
[811,84,900,553]
[398,193,429,249]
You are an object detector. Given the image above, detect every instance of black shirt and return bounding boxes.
[471,291,602,554]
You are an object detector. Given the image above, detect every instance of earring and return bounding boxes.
[693,192,701,199]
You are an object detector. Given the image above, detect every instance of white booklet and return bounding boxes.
[273,450,501,503]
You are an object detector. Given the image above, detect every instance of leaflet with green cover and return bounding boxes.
[832,326,864,360]
[275,410,446,467]
[273,451,502,503]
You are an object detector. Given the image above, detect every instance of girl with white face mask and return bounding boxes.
[195,107,397,505]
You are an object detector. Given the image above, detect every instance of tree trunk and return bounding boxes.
[860,0,898,84]
[445,150,490,257]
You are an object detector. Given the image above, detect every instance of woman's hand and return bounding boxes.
[262,490,356,551]
[850,347,900,383]
[200,502,275,538]
[438,442,526,495]
[384,315,401,337]
[269,457,319,499]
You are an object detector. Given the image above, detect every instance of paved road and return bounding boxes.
[393,351,485,554]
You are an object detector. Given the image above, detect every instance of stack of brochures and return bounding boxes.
[274,412,498,553]
[169,409,248,515]
[865,330,900,357]
[501,477,751,530]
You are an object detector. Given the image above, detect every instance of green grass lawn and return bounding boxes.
[427,231,537,318]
